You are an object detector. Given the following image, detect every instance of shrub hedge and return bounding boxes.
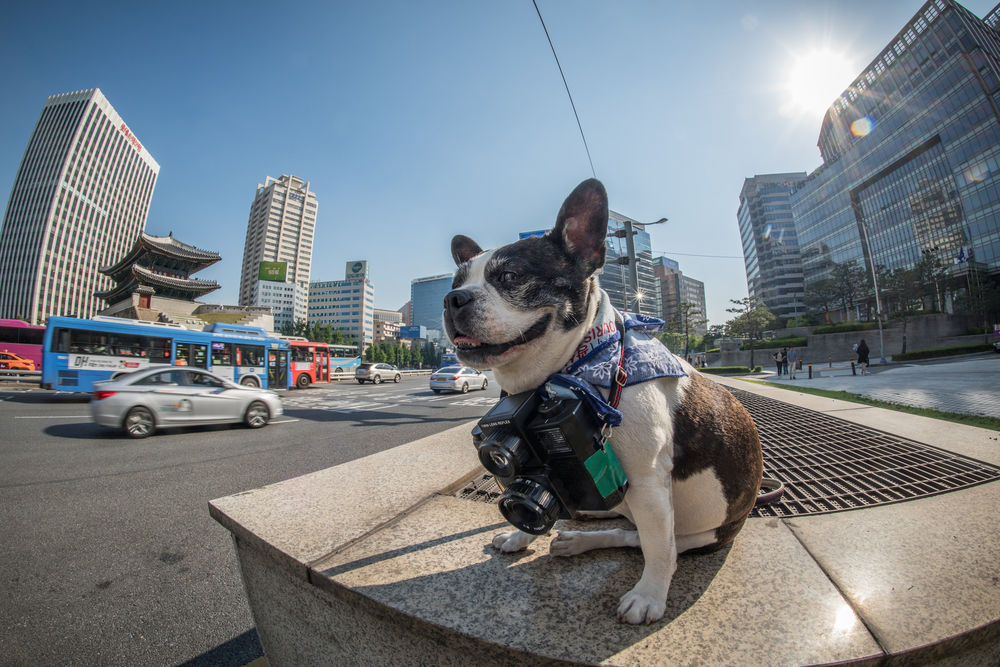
[892,344,993,361]
[812,321,880,335]
[739,336,807,351]
[701,366,761,375]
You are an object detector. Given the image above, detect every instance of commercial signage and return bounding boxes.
[399,325,426,340]
[345,260,369,281]
[258,261,287,282]
[69,354,150,371]
[119,122,143,154]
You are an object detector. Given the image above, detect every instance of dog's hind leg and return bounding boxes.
[550,528,639,556]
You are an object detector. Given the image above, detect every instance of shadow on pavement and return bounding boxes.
[177,629,263,667]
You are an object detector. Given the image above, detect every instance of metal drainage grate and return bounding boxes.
[456,388,1000,518]
[729,387,1000,517]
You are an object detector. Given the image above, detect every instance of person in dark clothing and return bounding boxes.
[856,339,870,375]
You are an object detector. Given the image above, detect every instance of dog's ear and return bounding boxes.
[551,178,608,275]
[451,235,483,266]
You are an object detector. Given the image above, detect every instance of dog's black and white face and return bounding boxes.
[443,179,608,387]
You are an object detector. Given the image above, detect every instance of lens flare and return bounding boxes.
[965,162,989,183]
[851,116,874,137]
[763,223,773,240]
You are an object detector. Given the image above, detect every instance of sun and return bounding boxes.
[780,48,857,120]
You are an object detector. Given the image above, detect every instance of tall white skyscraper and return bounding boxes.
[0,88,160,323]
[239,175,317,328]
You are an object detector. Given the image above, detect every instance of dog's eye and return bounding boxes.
[498,271,518,284]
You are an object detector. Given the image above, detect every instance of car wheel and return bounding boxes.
[356,378,365,384]
[432,388,442,394]
[240,376,259,388]
[124,406,155,439]
[481,379,488,390]
[373,375,382,385]
[393,374,401,383]
[244,401,270,428]
[296,374,311,389]
[461,382,469,394]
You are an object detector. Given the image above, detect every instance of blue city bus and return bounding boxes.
[41,316,291,392]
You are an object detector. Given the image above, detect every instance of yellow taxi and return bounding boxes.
[0,351,36,371]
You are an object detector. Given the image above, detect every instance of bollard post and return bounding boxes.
[808,363,812,379]
[851,361,856,376]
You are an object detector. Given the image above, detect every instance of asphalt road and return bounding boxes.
[0,374,500,666]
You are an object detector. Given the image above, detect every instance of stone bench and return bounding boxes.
[210,419,1000,665]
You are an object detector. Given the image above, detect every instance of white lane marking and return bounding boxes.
[15,415,90,419]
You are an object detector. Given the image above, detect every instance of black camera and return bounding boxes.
[472,389,628,535]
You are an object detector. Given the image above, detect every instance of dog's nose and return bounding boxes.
[445,289,474,311]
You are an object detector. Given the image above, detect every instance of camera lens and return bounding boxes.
[477,433,531,478]
[498,479,561,535]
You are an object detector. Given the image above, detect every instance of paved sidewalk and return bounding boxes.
[756,353,1000,420]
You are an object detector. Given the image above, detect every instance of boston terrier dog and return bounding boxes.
[443,178,763,625]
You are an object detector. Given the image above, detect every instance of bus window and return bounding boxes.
[211,342,233,366]
[236,344,264,367]
[291,346,314,363]
[54,328,170,361]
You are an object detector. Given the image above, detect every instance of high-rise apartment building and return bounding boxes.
[653,256,708,334]
[0,89,160,323]
[792,0,1000,311]
[602,211,660,318]
[238,175,317,327]
[737,173,807,322]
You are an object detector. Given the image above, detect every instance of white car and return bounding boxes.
[429,366,489,394]
[90,366,283,438]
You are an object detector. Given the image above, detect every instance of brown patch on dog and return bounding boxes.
[671,371,763,549]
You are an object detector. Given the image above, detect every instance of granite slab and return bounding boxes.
[310,495,883,666]
[786,479,1000,658]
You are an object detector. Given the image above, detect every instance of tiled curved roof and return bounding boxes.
[101,232,220,275]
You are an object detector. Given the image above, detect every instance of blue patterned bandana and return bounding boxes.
[561,289,688,389]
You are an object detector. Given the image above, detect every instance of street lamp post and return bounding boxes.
[857,218,887,364]
[611,216,668,314]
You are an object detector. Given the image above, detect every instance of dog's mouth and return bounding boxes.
[452,314,552,363]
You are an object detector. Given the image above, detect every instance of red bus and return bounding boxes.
[289,340,331,389]
[0,319,45,369]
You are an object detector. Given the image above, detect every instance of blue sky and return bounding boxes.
[1,0,996,327]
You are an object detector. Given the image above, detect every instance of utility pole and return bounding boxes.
[608,215,668,314]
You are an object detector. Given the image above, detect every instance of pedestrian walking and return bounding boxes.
[787,346,798,379]
[781,347,789,376]
[856,338,870,375]
[773,348,784,376]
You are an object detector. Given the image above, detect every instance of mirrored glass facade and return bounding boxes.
[738,174,807,321]
[793,0,1000,295]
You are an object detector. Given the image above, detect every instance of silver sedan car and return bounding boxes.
[90,366,284,438]
[429,366,489,394]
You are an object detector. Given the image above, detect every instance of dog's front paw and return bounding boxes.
[617,583,667,625]
[549,530,591,557]
[492,530,537,553]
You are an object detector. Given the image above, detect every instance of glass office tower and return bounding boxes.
[0,89,159,323]
[738,173,808,321]
[793,0,1000,303]
[410,274,454,344]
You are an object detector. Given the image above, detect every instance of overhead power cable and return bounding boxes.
[533,0,597,179]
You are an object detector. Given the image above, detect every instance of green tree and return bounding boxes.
[830,260,869,321]
[665,301,705,358]
[803,277,838,322]
[725,296,776,369]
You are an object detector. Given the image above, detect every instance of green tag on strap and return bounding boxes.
[584,440,628,499]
